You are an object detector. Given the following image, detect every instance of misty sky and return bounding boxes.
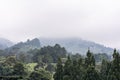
[0,0,120,48]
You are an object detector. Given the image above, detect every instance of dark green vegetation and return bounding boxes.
[0,43,67,80]
[54,49,120,80]
[0,38,119,80]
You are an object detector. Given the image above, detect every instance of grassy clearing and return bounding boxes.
[25,63,37,72]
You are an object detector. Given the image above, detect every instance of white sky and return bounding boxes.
[0,0,120,48]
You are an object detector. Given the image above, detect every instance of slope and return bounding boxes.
[39,38,113,55]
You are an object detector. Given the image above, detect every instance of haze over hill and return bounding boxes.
[0,0,120,49]
[39,38,113,55]
[0,38,13,49]
[0,0,120,79]
[0,37,114,55]
[5,38,41,55]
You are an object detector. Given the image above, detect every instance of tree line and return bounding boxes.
[0,44,119,80]
[54,49,120,80]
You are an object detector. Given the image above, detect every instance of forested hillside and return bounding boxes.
[0,0,120,80]
[39,38,113,54]
[54,49,120,80]
[5,38,41,55]
[0,42,119,80]
[0,38,118,80]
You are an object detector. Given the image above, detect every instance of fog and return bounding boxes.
[0,0,120,48]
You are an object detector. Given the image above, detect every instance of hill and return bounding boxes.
[0,38,14,50]
[39,38,113,55]
[5,38,41,55]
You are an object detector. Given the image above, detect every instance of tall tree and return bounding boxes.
[100,59,110,80]
[63,56,72,80]
[82,66,101,80]
[71,60,83,80]
[54,58,63,80]
[85,49,95,68]
[107,49,120,80]
[82,50,100,80]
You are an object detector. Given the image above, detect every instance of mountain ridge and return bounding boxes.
[0,37,114,55]
[5,38,41,55]
[39,37,113,55]
[0,38,14,49]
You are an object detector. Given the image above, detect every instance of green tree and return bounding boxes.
[0,64,13,76]
[13,62,26,76]
[45,64,55,73]
[81,50,101,80]
[63,56,72,80]
[17,53,27,63]
[33,44,67,63]
[107,49,120,80]
[4,56,17,66]
[71,60,81,80]
[82,66,101,80]
[100,59,109,80]
[76,57,85,80]
[85,50,95,68]
[42,54,53,64]
[54,58,63,80]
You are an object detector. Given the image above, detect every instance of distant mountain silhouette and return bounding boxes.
[39,38,113,55]
[2,37,114,55]
[0,38,14,49]
[5,38,41,54]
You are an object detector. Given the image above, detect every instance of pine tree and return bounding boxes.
[77,58,84,80]
[71,60,79,80]
[85,50,95,68]
[54,58,63,80]
[107,49,120,80]
[63,56,72,80]
[82,50,101,80]
[100,59,110,80]
[82,66,101,80]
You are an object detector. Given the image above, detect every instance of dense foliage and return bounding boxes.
[0,43,119,80]
[33,44,67,63]
[54,49,120,80]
